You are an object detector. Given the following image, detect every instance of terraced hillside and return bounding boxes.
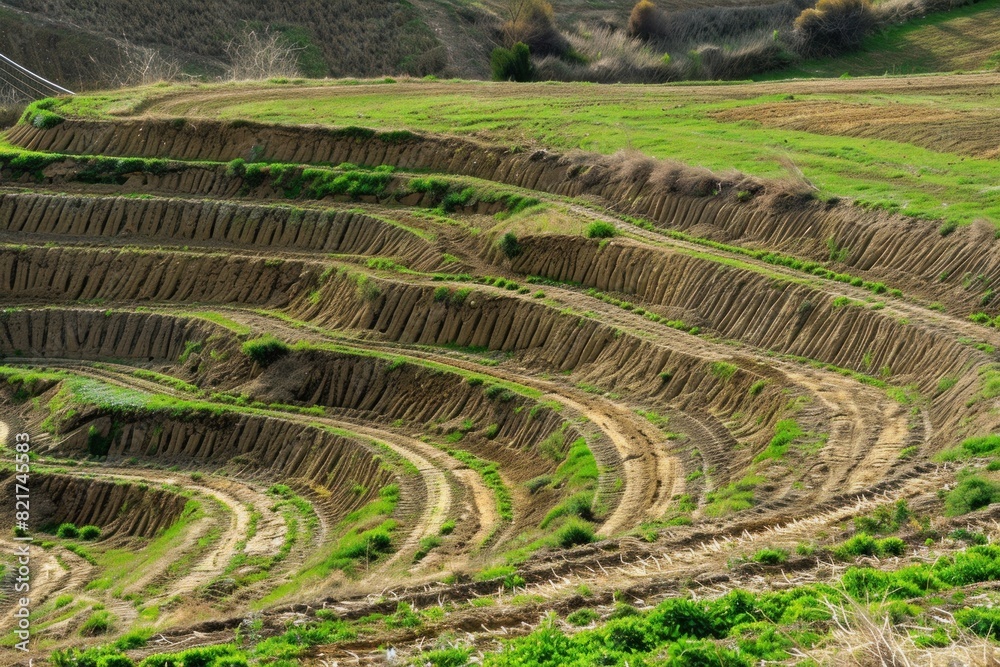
[3,77,1000,665]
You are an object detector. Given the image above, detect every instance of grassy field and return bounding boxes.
[53,74,1000,226]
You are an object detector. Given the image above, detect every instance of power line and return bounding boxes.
[0,51,74,102]
[0,52,74,95]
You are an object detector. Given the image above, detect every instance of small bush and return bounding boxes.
[414,648,471,667]
[241,335,290,366]
[752,548,788,565]
[709,361,737,382]
[80,610,113,636]
[957,606,1000,640]
[946,476,1000,516]
[567,608,600,626]
[491,43,534,82]
[793,0,874,57]
[557,518,596,547]
[31,109,65,130]
[628,0,663,38]
[835,533,908,559]
[939,220,959,236]
[499,232,522,258]
[585,221,617,239]
[79,525,101,541]
[56,523,79,539]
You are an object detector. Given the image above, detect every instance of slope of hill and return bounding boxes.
[0,0,449,89]
[2,0,999,90]
[52,74,1000,227]
[768,0,1000,78]
[3,72,1000,663]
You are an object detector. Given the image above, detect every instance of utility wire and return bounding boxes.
[0,52,74,95]
[0,51,74,102]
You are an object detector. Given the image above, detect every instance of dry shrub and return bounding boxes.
[226,28,301,81]
[628,0,666,39]
[561,149,769,206]
[811,598,1000,667]
[620,0,806,79]
[500,0,568,56]
[695,38,791,79]
[643,0,806,50]
[825,597,914,667]
[535,26,680,83]
[0,90,26,129]
[793,0,875,57]
[111,36,181,87]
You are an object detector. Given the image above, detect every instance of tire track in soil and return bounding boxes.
[215,310,684,537]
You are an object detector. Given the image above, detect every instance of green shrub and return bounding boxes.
[139,645,240,667]
[853,499,911,534]
[386,601,422,629]
[413,535,442,562]
[79,525,101,541]
[585,221,617,239]
[415,648,471,667]
[226,158,246,177]
[957,606,1000,639]
[877,537,906,557]
[241,335,290,366]
[490,42,534,82]
[959,434,1000,457]
[646,598,718,641]
[949,528,988,545]
[30,109,66,129]
[664,638,752,667]
[80,610,113,636]
[557,518,596,547]
[939,220,959,236]
[499,232,521,258]
[709,362,737,382]
[834,533,908,559]
[946,476,1000,516]
[567,608,600,626]
[56,522,79,539]
[752,548,788,565]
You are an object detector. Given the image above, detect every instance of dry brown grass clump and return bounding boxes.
[535,27,678,83]
[628,0,665,39]
[499,0,568,56]
[814,598,1000,667]
[793,0,876,57]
